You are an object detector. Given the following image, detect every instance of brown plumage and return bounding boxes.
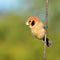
[26,16,51,47]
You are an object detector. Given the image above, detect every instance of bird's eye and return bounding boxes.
[29,21,31,23]
[31,20,35,26]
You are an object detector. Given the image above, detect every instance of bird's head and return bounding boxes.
[26,16,40,28]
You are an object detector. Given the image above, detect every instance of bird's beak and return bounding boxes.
[26,22,29,25]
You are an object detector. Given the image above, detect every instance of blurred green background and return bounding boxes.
[0,0,60,60]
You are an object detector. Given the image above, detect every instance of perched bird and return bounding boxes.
[26,16,51,47]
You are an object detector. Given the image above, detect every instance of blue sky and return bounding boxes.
[0,0,34,12]
[0,0,19,11]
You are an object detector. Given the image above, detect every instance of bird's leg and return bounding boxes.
[44,25,48,30]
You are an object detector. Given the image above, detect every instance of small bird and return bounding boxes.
[26,16,51,47]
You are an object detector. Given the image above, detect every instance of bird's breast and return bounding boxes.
[31,26,45,39]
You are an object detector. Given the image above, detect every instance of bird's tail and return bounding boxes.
[43,37,51,47]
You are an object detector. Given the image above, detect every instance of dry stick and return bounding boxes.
[46,0,48,29]
[44,34,47,60]
[43,0,48,60]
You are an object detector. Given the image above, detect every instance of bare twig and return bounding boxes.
[46,0,48,30]
[43,0,48,60]
[44,34,47,60]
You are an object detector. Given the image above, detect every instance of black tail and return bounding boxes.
[43,37,50,47]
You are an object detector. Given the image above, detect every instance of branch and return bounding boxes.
[43,0,48,60]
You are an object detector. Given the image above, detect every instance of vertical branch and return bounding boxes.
[44,34,47,60]
[43,0,48,60]
[46,0,48,30]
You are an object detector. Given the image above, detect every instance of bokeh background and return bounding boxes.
[0,0,60,60]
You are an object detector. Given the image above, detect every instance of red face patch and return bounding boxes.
[27,16,40,22]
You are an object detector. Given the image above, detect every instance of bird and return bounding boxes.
[26,16,51,47]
